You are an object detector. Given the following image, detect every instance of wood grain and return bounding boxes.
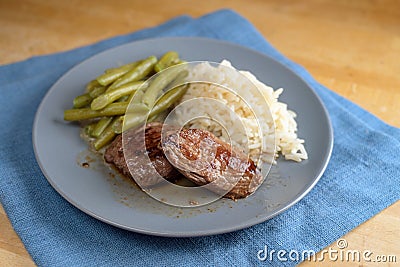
[0,0,398,266]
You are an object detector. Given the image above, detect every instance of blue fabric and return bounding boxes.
[0,9,399,267]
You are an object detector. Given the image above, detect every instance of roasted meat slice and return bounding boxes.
[104,122,180,187]
[161,128,263,200]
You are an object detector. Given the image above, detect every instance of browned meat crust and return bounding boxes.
[161,128,263,200]
[104,122,180,188]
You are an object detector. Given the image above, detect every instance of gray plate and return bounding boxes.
[33,37,333,237]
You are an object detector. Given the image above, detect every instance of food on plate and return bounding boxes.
[107,56,157,90]
[104,122,180,187]
[178,60,308,163]
[65,101,128,121]
[162,128,262,200]
[91,81,144,110]
[64,51,184,150]
[63,51,307,201]
[154,51,180,72]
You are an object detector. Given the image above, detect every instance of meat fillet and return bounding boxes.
[161,128,263,199]
[104,122,180,187]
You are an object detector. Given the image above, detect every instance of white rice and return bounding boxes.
[174,60,308,164]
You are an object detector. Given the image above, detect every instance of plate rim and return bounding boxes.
[32,36,334,237]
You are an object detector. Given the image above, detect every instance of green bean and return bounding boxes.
[116,85,188,132]
[89,85,106,98]
[142,65,185,107]
[108,56,157,90]
[96,61,141,86]
[64,102,128,121]
[85,80,101,93]
[83,123,96,137]
[93,117,121,150]
[166,69,188,89]
[90,94,128,136]
[114,84,188,132]
[117,95,129,102]
[111,116,124,134]
[121,103,150,132]
[149,84,189,118]
[91,117,114,137]
[126,102,150,114]
[91,81,146,110]
[73,93,92,108]
[128,89,144,103]
[122,113,147,132]
[149,70,187,119]
[104,61,141,74]
[154,51,180,72]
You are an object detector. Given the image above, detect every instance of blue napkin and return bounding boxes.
[0,9,399,267]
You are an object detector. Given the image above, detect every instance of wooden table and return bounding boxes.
[0,0,399,266]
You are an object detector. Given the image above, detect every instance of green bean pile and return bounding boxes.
[64,51,188,150]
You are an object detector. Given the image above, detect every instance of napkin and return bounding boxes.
[0,9,399,267]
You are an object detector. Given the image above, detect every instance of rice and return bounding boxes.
[174,60,308,164]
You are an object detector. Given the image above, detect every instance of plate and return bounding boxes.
[33,37,333,237]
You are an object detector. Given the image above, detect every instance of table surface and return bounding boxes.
[0,0,399,266]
